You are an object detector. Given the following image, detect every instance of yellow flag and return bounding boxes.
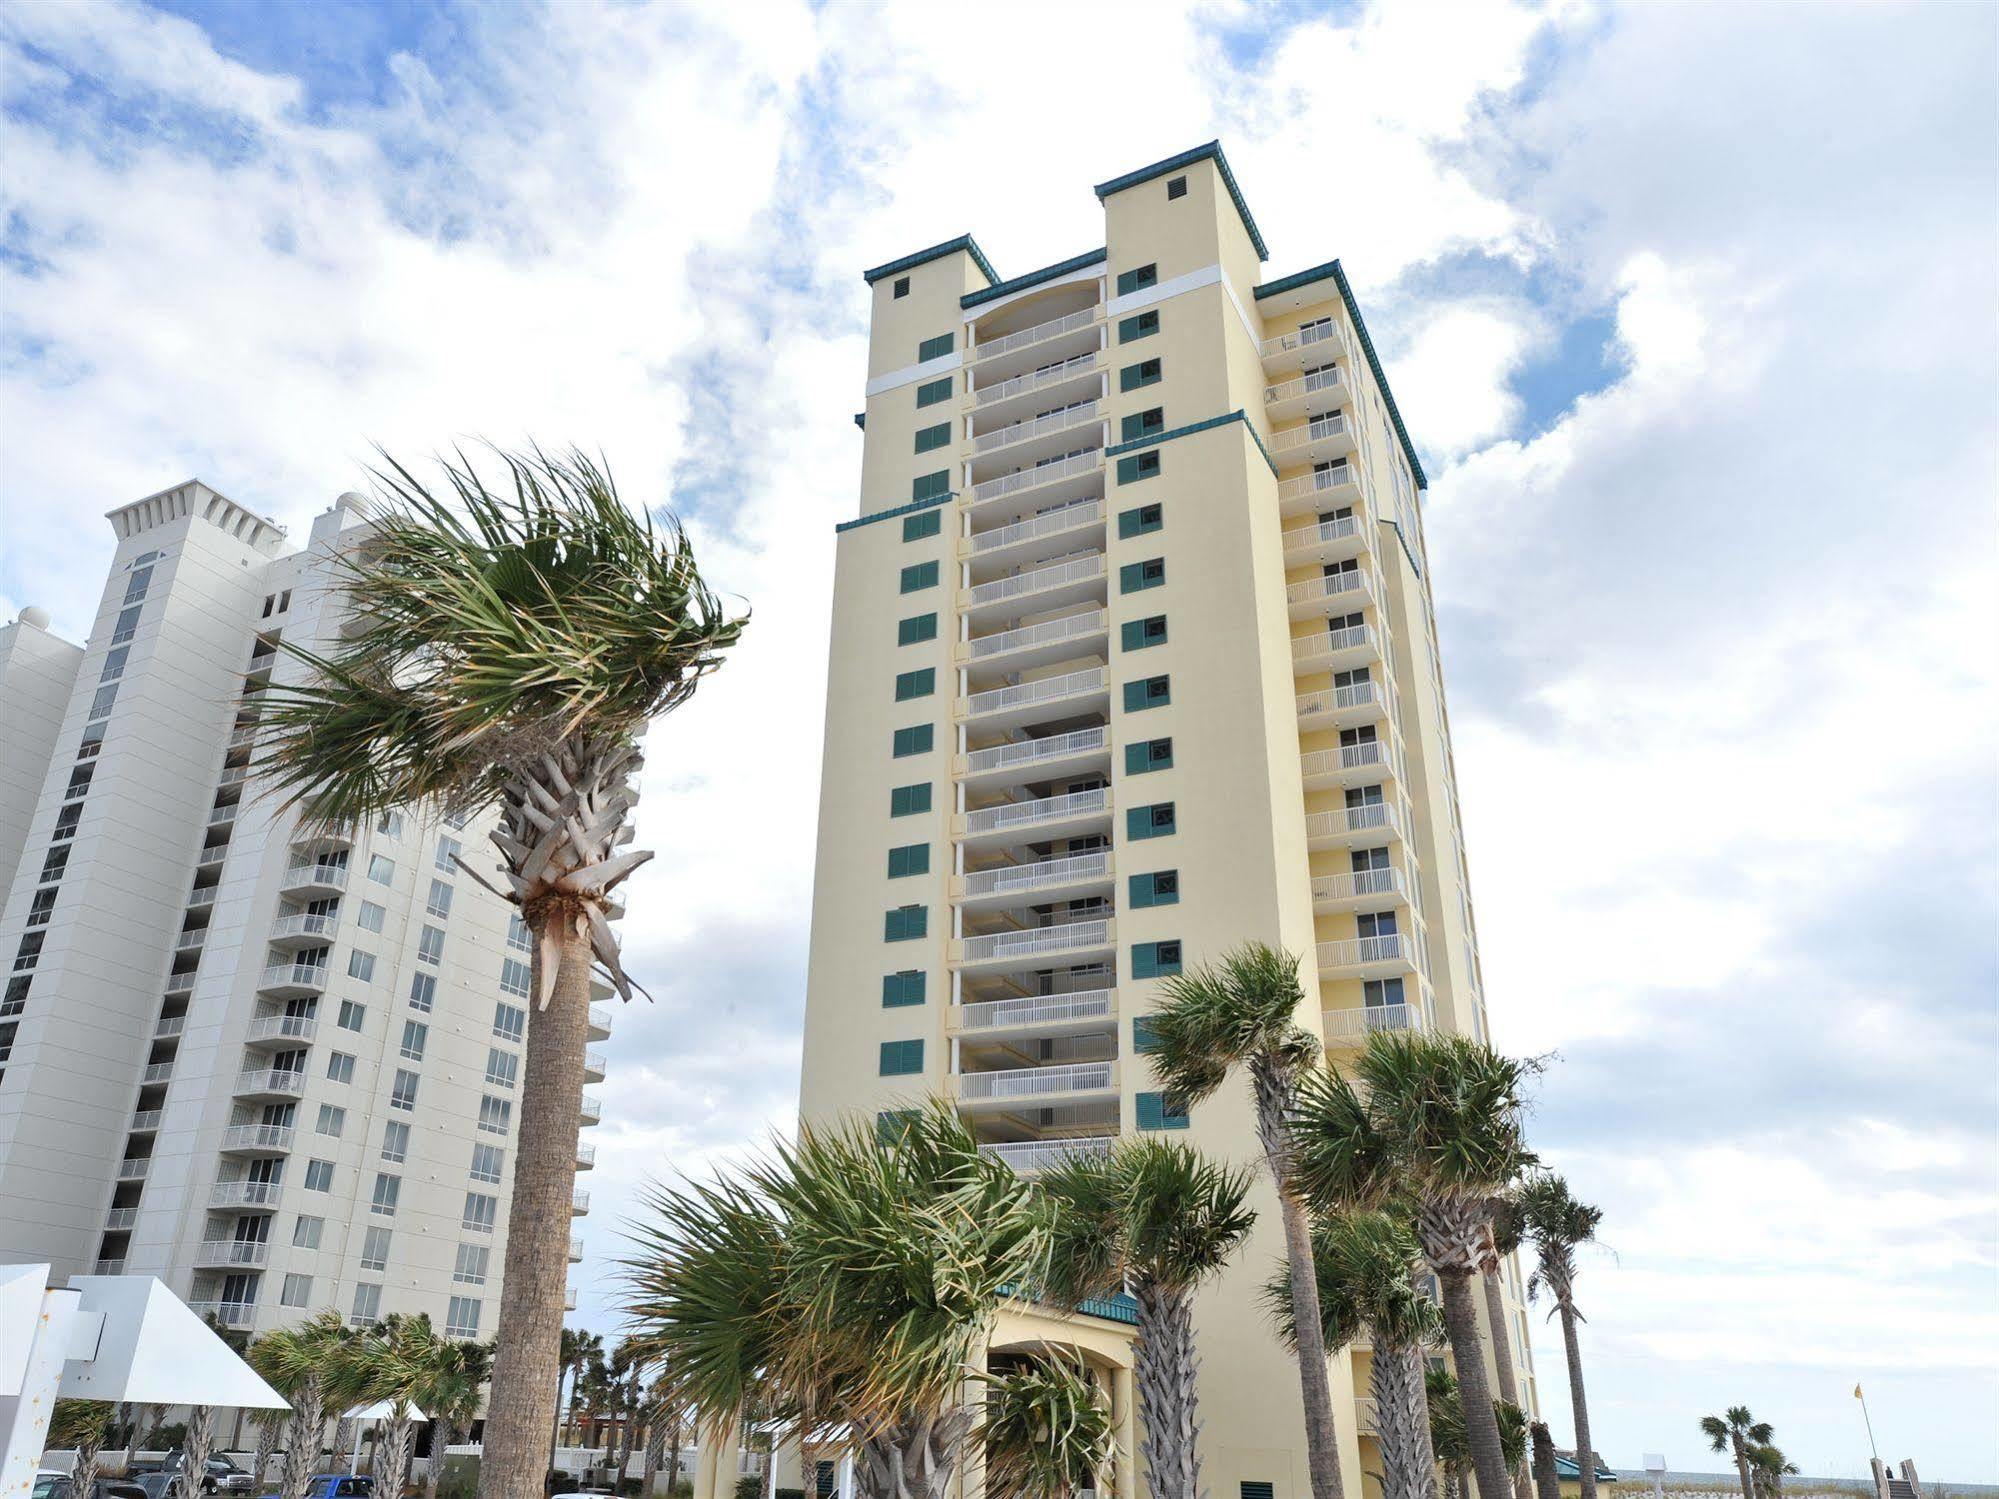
[1854,1384,1864,1399]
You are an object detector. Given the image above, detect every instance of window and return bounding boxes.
[894,667,935,701]
[316,1104,346,1137]
[879,1039,924,1076]
[50,805,80,841]
[26,888,56,927]
[893,276,911,298]
[293,1215,323,1249]
[883,905,928,942]
[877,1109,920,1143]
[1120,408,1164,442]
[377,810,404,838]
[408,973,435,1012]
[1120,557,1166,593]
[426,879,454,919]
[1127,802,1177,840]
[881,970,925,1008]
[360,1226,392,1271]
[494,1001,526,1042]
[304,1159,335,1191]
[357,901,386,934]
[1132,1016,1164,1053]
[897,613,938,646]
[417,925,445,965]
[914,423,951,454]
[1116,451,1162,484]
[1130,870,1180,908]
[111,605,141,644]
[1167,175,1188,200]
[485,1048,519,1089]
[1121,616,1168,651]
[892,724,934,758]
[470,1142,505,1184]
[478,1096,512,1135]
[87,684,117,720]
[1123,675,1171,712]
[389,1068,420,1112]
[371,1173,401,1217]
[900,560,939,593]
[917,332,955,362]
[65,765,95,798]
[445,1296,482,1339]
[99,646,129,681]
[506,914,530,951]
[499,958,532,999]
[14,932,44,969]
[1116,263,1158,296]
[351,1282,382,1326]
[1118,309,1159,343]
[367,855,395,886]
[886,843,930,878]
[463,1191,498,1233]
[915,376,953,407]
[381,1120,410,1163]
[1119,358,1162,393]
[345,950,374,982]
[1132,940,1184,980]
[1136,1091,1190,1130]
[453,1242,490,1285]
[39,847,69,882]
[1364,977,1407,1008]
[908,476,950,509]
[280,1273,313,1308]
[399,1020,427,1061]
[326,1052,355,1084]
[890,782,932,817]
[1125,737,1174,775]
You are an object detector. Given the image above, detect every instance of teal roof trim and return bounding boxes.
[1105,408,1277,478]
[962,248,1107,309]
[1093,141,1268,262]
[863,234,998,288]
[1075,1292,1139,1326]
[834,492,951,534]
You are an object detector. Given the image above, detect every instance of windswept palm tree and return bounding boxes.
[425,1340,493,1499]
[1484,1192,1530,1499]
[620,1103,1051,1499]
[343,1313,467,1499]
[177,1406,217,1499]
[552,1329,600,1470]
[1290,1030,1539,1499]
[1147,941,1344,1499]
[51,1400,115,1499]
[249,1311,352,1499]
[1699,1407,1772,1499]
[1040,1139,1255,1499]
[250,1411,287,1496]
[255,447,746,1499]
[980,1353,1119,1499]
[1518,1175,1604,1499]
[1746,1443,1798,1499]
[1264,1211,1440,1499]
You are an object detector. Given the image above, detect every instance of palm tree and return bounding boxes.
[553,1330,601,1466]
[178,1406,217,1499]
[1427,1369,1470,1499]
[342,1313,467,1499]
[980,1354,1119,1499]
[1263,1211,1440,1499]
[249,1310,352,1499]
[425,1340,494,1499]
[621,1103,1051,1499]
[1484,1194,1530,1499]
[1290,1030,1539,1499]
[250,1411,287,1496]
[1528,1422,1562,1499]
[52,1400,115,1498]
[1040,1139,1256,1499]
[256,447,746,1499]
[1146,941,1344,1499]
[1746,1443,1798,1499]
[1518,1175,1604,1499]
[1699,1408,1772,1499]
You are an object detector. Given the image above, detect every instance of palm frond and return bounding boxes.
[980,1352,1117,1499]
[1148,941,1318,1109]
[1262,1209,1441,1353]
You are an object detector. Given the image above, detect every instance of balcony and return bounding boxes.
[129,1109,163,1133]
[1311,866,1413,914]
[956,1060,1117,1106]
[961,499,1105,571]
[971,399,1101,464]
[217,764,250,789]
[1355,1396,1380,1436]
[1260,319,1349,374]
[116,1157,150,1181]
[963,554,1106,624]
[210,1179,283,1209]
[954,988,1115,1037]
[1281,510,1370,568]
[188,1300,257,1329]
[195,1238,270,1269]
[565,1286,577,1312]
[575,1143,596,1171]
[93,1258,126,1275]
[207,803,239,829]
[232,1068,307,1100]
[957,610,1107,674]
[955,851,1114,910]
[969,307,1101,382]
[245,1014,317,1046]
[1271,412,1359,468]
[1316,934,1418,980]
[141,1061,174,1084]
[1291,623,1382,677]
[155,1014,186,1038]
[175,930,206,953]
[104,1207,137,1231]
[1286,567,1378,620]
[257,961,329,997]
[227,725,259,749]
[1296,679,1391,732]
[196,846,229,872]
[979,1136,1118,1173]
[571,1188,590,1216]
[280,860,348,896]
[587,1003,613,1041]
[957,786,1111,846]
[973,351,1102,423]
[269,912,338,947]
[584,1048,607,1082]
[957,667,1108,730]
[1264,366,1351,422]
[580,1095,603,1126]
[967,451,1104,516]
[953,917,1115,973]
[569,1234,585,1263]
[959,727,1108,788]
[185,885,217,910]
[220,1122,296,1155]
[1305,799,1409,852]
[1278,463,1363,517]
[1300,739,1401,791]
[1323,1004,1424,1049]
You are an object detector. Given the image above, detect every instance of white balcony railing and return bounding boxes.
[154,1014,186,1037]
[958,988,1114,1032]
[971,307,1097,364]
[1264,366,1348,407]
[246,1014,317,1045]
[104,1207,138,1230]
[1311,867,1409,905]
[129,1109,163,1132]
[233,1068,307,1098]
[258,961,329,991]
[961,851,1110,901]
[1260,320,1347,363]
[580,1096,603,1123]
[141,1061,174,1084]
[585,1048,607,1074]
[116,1157,150,1180]
[975,351,1100,407]
[964,667,1105,719]
[572,1188,591,1214]
[1306,800,1407,844]
[1297,680,1386,721]
[960,918,1111,965]
[210,1179,283,1208]
[959,1060,1115,1100]
[228,725,259,748]
[970,450,1103,506]
[1272,412,1353,455]
[1287,569,1376,609]
[973,400,1101,455]
[1300,740,1396,782]
[1283,513,1361,551]
[270,913,338,942]
[222,1122,296,1152]
[964,726,1107,777]
[1317,934,1411,970]
[217,764,250,787]
[963,786,1109,837]
[963,610,1105,663]
[1292,624,1377,665]
[979,1136,1118,1172]
[281,860,348,890]
[967,499,1103,556]
[1323,1005,1422,1044]
[188,1299,257,1329]
[575,1143,596,1167]
[197,1238,270,1267]
[965,554,1104,609]
[175,930,205,952]
[94,1258,126,1275]
[1277,464,1360,506]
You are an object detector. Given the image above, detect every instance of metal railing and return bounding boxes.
[1260,320,1347,362]
[958,989,1114,1031]
[958,1060,1115,1100]
[246,1014,317,1045]
[970,450,1103,506]
[587,1002,613,1034]
[228,725,259,748]
[116,1157,150,1180]
[186,886,216,906]
[1317,934,1411,970]
[207,805,238,826]
[222,1123,296,1152]
[188,1300,257,1329]
[1277,465,1360,505]
[218,764,250,787]
[971,307,1097,364]
[963,610,1105,663]
[175,931,205,952]
[964,726,1107,776]
[572,1188,591,1213]
[196,847,227,869]
[975,351,1100,407]
[964,666,1105,719]
[270,912,337,942]
[580,1096,603,1123]
[210,1179,283,1207]
[94,1258,126,1274]
[575,1143,596,1167]
[963,786,1109,836]
[570,1235,585,1260]
[973,400,1100,455]
[979,1137,1117,1172]
[967,499,1103,556]
[154,1014,186,1037]
[129,1109,163,1131]
[1286,569,1376,608]
[961,851,1110,901]
[1283,513,1361,551]
[1305,801,1407,843]
[1297,681,1386,723]
[1323,1005,1422,1044]
[281,860,348,890]
[104,1208,138,1230]
[965,554,1105,609]
[1271,412,1352,454]
[232,1068,306,1098]
[141,1061,173,1083]
[258,961,329,991]
[1264,366,1348,407]
[1292,624,1377,664]
[960,918,1112,964]
[585,1048,607,1073]
[196,1238,270,1267]
[1299,740,1396,781]
[1311,867,1409,904]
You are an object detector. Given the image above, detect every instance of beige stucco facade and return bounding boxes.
[799,143,1535,1495]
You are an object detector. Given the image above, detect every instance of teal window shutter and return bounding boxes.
[1131,941,1183,980]
[1118,309,1160,343]
[1124,737,1173,775]
[877,1108,920,1141]
[1118,502,1163,539]
[892,724,934,758]
[1120,558,1165,593]
[883,905,928,942]
[915,422,951,454]
[1122,675,1170,712]
[1132,1016,1164,1053]
[898,612,938,646]
[895,667,935,701]
[900,560,940,593]
[1121,616,1167,652]
[881,971,926,1008]
[916,376,954,407]
[1119,358,1162,393]
[1130,870,1179,908]
[903,504,944,538]
[879,1039,925,1075]
[1127,802,1176,840]
[890,782,932,816]
[887,843,930,878]
[1116,450,1161,484]
[911,471,950,503]
[1135,1090,1189,1130]
[1121,408,1164,443]
[917,332,955,362]
[1116,264,1159,296]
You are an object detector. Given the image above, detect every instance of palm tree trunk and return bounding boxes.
[424,1424,452,1499]
[76,1434,105,1499]
[852,1411,975,1499]
[1730,1434,1754,1499]
[1439,1271,1511,1499]
[254,1416,282,1497]
[1529,1424,1560,1499]
[549,1360,570,1483]
[665,1414,682,1496]
[1372,1343,1437,1499]
[1481,1270,1528,1499]
[480,910,592,1499]
[279,1379,326,1499]
[380,1415,420,1499]
[1559,1305,1594,1499]
[183,1406,216,1499]
[1132,1282,1201,1499]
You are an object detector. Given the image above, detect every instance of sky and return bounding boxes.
[2,0,1995,1482]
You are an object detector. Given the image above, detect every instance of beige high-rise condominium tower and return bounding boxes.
[798,142,1536,1492]
[0,485,605,1340]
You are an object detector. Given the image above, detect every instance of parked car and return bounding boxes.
[301,1478,374,1499]
[131,1455,250,1499]
[33,1472,149,1499]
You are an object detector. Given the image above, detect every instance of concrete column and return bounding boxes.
[1112,1364,1137,1499]
[694,1418,738,1499]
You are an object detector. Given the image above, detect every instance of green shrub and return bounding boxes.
[436,1454,479,1499]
